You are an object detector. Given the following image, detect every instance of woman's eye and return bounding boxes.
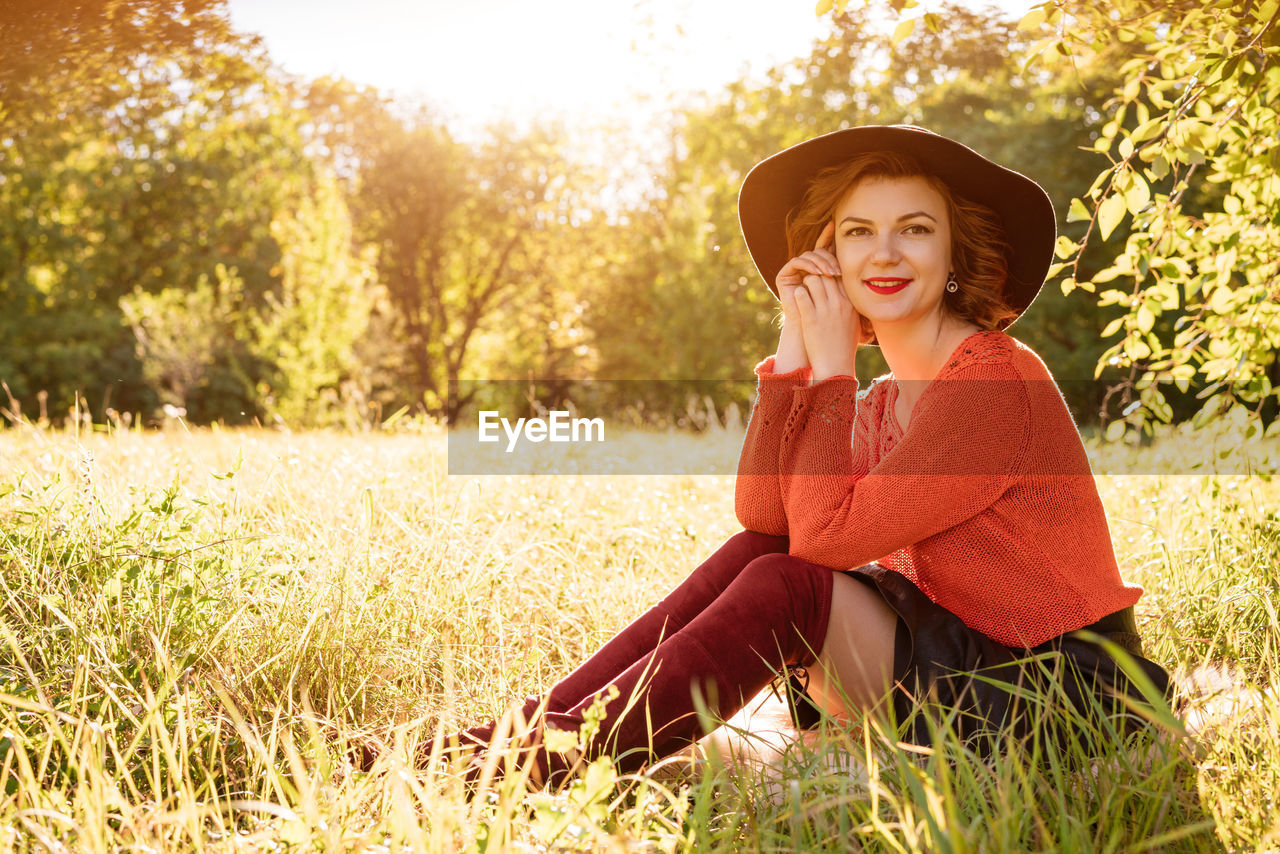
[843,227,870,237]
[905,224,933,235]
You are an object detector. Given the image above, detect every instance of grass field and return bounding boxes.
[1,422,1277,852]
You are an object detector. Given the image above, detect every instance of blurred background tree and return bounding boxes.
[1,0,370,424]
[3,0,1270,432]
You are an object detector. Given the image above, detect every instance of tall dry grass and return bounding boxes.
[0,421,1276,851]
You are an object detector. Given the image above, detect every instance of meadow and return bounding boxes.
[1,422,1277,852]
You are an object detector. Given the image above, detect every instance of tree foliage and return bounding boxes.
[324,96,586,421]
[11,0,1271,432]
[0,0,371,424]
[1022,0,1280,438]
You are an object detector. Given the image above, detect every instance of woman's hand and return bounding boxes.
[782,222,862,382]
[773,222,845,374]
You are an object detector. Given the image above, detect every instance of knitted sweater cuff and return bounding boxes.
[781,376,860,467]
[755,356,812,384]
[755,357,812,411]
[793,374,860,414]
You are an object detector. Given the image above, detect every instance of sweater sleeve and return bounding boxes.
[779,362,1031,569]
[734,356,812,535]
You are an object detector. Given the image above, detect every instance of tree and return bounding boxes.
[0,0,372,424]
[253,169,373,425]
[0,0,254,419]
[350,109,577,422]
[1021,0,1280,439]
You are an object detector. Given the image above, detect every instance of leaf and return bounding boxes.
[1130,117,1163,144]
[1018,5,1048,31]
[1124,335,1151,360]
[1098,289,1131,307]
[891,16,918,46]
[1054,235,1080,259]
[815,0,835,16]
[922,12,940,32]
[1102,316,1126,337]
[1209,285,1233,314]
[1192,394,1225,429]
[1105,420,1127,442]
[1148,153,1170,180]
[543,728,579,754]
[1171,364,1195,393]
[1093,264,1130,284]
[582,757,618,799]
[1067,197,1091,223]
[1097,193,1127,240]
[1124,174,1151,214]
[1136,304,1155,333]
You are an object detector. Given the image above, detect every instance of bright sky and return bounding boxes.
[225,0,1033,133]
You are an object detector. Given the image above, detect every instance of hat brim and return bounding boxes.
[738,125,1056,324]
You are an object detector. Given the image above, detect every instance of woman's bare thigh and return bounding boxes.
[804,573,899,722]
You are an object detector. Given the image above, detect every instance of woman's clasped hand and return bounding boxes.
[774,220,862,382]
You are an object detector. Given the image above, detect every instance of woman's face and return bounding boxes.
[832,175,953,334]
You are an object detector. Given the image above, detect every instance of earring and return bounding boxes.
[946,272,959,293]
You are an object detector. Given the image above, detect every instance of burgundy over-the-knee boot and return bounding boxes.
[424,530,791,761]
[525,551,834,787]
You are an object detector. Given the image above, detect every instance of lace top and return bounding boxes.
[734,329,1142,647]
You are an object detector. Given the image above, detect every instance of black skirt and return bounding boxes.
[786,563,1173,756]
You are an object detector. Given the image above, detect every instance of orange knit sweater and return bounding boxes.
[735,329,1142,648]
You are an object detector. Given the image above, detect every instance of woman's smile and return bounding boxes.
[864,277,912,294]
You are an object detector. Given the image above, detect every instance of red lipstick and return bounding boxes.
[865,277,911,295]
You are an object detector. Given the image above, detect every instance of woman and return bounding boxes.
[419,125,1171,788]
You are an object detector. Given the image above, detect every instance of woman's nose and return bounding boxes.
[870,235,901,265]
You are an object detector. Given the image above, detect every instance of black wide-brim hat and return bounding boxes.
[738,125,1056,325]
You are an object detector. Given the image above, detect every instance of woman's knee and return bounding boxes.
[739,550,827,586]
[734,553,834,641]
[649,530,792,627]
[727,529,790,561]
[685,530,789,590]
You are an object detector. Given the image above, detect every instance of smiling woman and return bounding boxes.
[385,124,1175,790]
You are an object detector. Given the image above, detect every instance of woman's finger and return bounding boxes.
[802,274,828,309]
[818,272,849,306]
[778,283,802,313]
[815,220,836,252]
[777,256,826,288]
[810,248,840,276]
[791,281,814,322]
[799,249,839,277]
